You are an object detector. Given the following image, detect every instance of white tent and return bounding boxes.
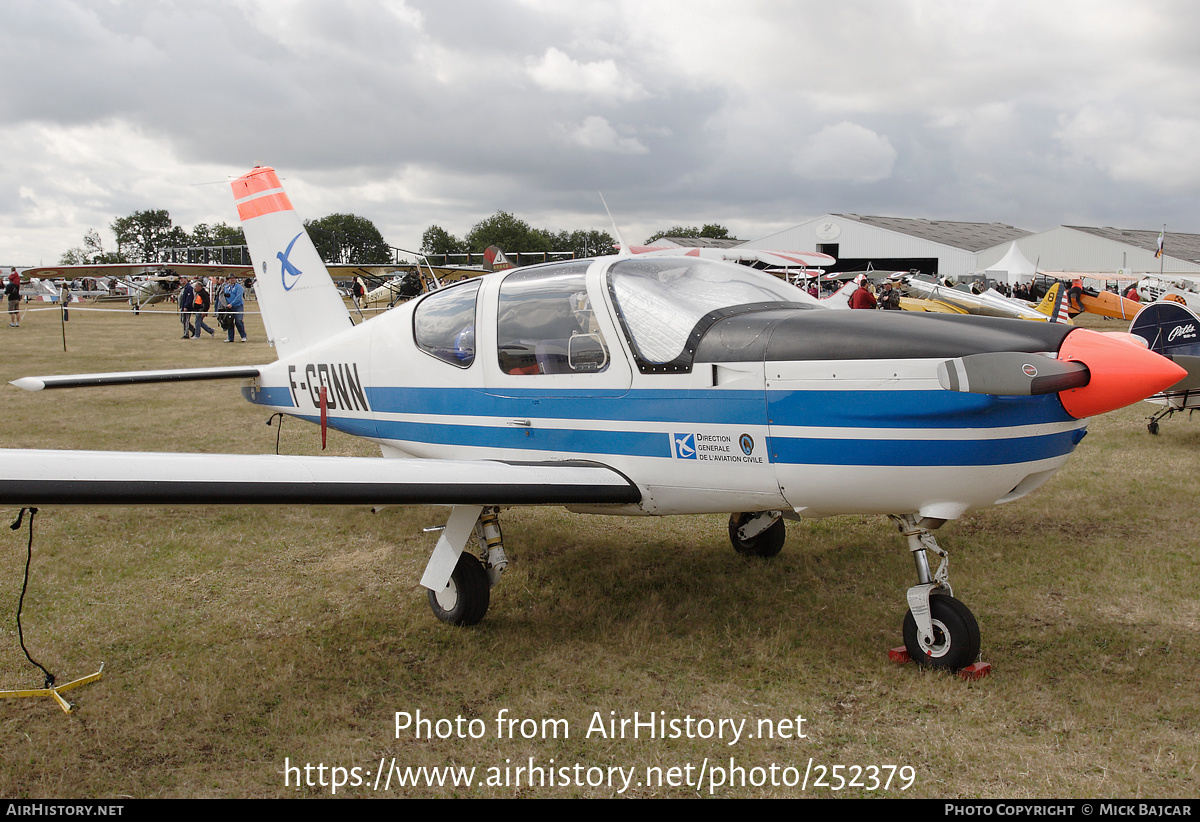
[979,242,1037,284]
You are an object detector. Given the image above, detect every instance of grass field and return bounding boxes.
[0,301,1196,798]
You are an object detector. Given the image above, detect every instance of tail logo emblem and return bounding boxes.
[277,233,303,291]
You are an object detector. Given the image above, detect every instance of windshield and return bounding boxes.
[608,258,815,364]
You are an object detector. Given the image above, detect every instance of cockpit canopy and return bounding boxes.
[606,258,818,372]
[411,255,819,374]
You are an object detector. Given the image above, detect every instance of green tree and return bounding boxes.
[60,228,126,265]
[191,221,246,247]
[111,210,189,262]
[421,225,466,256]
[553,229,616,257]
[303,214,393,264]
[644,224,734,244]
[465,211,554,254]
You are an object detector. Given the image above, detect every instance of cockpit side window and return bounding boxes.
[496,263,609,375]
[413,279,482,368]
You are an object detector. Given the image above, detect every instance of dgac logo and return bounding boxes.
[672,433,697,459]
[277,233,304,291]
[739,434,754,455]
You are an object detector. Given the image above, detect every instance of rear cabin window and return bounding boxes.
[495,264,610,375]
[413,279,481,367]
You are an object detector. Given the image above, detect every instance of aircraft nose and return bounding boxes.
[1056,328,1187,418]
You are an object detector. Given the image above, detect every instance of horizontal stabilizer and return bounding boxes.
[10,366,261,392]
[938,352,1089,396]
[0,450,640,507]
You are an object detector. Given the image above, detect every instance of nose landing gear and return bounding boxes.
[890,514,981,672]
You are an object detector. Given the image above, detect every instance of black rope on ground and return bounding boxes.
[10,508,53,689]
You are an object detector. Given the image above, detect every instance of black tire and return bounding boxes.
[1148,420,1160,435]
[902,594,980,671]
[427,552,490,626]
[728,512,786,558]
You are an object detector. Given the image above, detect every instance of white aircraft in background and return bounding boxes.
[1132,274,1200,311]
[0,167,1184,672]
[898,275,1064,322]
[21,262,254,311]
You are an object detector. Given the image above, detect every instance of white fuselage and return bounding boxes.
[242,258,1085,522]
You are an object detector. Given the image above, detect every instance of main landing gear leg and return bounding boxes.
[420,506,509,626]
[889,515,980,671]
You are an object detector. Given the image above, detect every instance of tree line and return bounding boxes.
[60,210,247,265]
[421,213,733,258]
[61,208,732,267]
[421,212,615,259]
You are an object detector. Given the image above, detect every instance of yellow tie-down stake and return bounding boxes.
[0,664,103,714]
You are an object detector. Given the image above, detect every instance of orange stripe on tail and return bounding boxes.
[236,193,294,221]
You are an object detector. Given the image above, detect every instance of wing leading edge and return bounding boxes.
[0,450,641,507]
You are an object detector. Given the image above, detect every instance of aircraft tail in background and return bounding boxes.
[1032,282,1072,324]
[232,167,352,358]
[482,245,515,272]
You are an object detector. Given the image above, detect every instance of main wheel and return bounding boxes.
[902,594,980,671]
[728,512,786,558]
[428,552,490,626]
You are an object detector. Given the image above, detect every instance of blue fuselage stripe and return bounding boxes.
[366,387,762,424]
[356,387,1074,428]
[766,389,1073,428]
[768,430,1079,466]
[279,384,1079,466]
[244,386,295,407]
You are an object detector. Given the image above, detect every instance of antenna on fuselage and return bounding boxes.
[599,193,631,256]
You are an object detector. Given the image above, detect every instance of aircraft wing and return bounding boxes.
[21,262,253,280]
[0,450,641,507]
[326,265,414,279]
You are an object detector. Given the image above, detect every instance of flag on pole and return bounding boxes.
[1155,231,1164,259]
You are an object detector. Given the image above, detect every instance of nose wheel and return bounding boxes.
[901,594,980,670]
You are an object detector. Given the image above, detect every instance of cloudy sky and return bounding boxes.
[2,0,1199,264]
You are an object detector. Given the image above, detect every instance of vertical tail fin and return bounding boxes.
[1033,282,1071,324]
[232,167,351,357]
[482,246,514,272]
[1130,301,1200,356]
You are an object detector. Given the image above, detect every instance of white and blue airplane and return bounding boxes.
[0,167,1185,671]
